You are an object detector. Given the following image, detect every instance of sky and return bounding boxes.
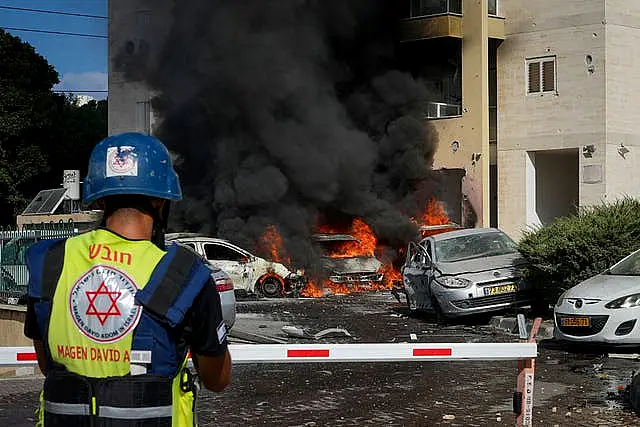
[0,0,108,100]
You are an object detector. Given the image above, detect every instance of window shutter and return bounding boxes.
[542,60,555,92]
[528,62,541,93]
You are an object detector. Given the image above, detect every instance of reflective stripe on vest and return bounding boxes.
[44,401,90,416]
[100,405,173,419]
[44,401,173,420]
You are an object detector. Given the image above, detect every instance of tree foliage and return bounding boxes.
[0,29,107,224]
[517,197,640,304]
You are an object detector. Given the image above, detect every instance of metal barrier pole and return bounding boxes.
[515,317,542,427]
[0,341,538,426]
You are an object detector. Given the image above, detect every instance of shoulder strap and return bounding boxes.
[135,244,212,327]
[26,238,67,300]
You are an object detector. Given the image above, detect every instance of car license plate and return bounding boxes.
[561,317,590,327]
[484,283,517,296]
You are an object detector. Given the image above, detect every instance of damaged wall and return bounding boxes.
[427,0,490,228]
[109,0,453,272]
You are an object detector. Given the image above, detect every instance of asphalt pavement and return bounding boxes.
[0,293,638,426]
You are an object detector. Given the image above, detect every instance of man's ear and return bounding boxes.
[151,198,167,212]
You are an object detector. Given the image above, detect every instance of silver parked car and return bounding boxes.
[167,241,236,330]
[402,227,535,319]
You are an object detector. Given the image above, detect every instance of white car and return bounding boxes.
[166,233,307,297]
[554,248,640,345]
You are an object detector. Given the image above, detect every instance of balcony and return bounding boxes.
[399,0,504,42]
[426,102,462,119]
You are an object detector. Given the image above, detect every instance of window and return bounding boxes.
[204,243,246,262]
[526,56,556,94]
[135,101,151,134]
[488,0,498,16]
[405,0,462,18]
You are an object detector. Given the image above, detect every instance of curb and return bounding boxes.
[489,316,555,340]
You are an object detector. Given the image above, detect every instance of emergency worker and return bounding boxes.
[24,132,231,427]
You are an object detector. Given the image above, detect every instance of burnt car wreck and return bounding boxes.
[312,234,384,288]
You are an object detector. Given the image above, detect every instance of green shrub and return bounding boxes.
[517,197,640,304]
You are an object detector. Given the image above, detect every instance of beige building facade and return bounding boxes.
[498,0,640,238]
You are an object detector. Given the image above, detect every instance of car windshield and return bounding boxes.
[434,231,518,263]
[607,251,640,276]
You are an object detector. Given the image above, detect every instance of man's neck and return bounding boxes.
[105,209,154,241]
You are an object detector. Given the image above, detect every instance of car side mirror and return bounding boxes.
[239,256,250,263]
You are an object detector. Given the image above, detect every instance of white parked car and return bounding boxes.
[554,248,640,345]
[166,233,307,297]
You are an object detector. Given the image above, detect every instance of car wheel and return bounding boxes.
[431,295,448,324]
[259,277,284,298]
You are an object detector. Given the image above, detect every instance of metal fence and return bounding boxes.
[0,222,78,305]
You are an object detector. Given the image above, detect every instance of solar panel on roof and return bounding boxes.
[21,188,68,215]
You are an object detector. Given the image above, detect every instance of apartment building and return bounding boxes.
[497,0,640,238]
[109,1,640,238]
[401,0,640,238]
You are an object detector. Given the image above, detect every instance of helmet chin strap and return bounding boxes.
[151,202,171,251]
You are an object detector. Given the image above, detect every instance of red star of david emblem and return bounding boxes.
[85,281,121,325]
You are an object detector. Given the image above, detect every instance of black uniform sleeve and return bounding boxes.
[24,298,42,341]
[183,278,228,357]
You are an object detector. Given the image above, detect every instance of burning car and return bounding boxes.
[312,233,384,289]
[165,233,306,297]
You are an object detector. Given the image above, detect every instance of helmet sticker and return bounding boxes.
[69,265,142,343]
[106,146,138,177]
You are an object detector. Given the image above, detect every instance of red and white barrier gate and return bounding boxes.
[0,339,539,426]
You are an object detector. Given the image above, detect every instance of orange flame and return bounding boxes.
[419,198,450,225]
[260,225,291,266]
[317,218,376,258]
[413,198,459,238]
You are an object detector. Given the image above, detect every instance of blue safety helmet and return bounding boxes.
[83,132,183,205]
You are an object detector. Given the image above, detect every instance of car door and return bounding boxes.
[403,242,428,311]
[418,240,435,311]
[202,243,251,292]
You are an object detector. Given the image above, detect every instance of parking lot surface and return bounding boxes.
[0,293,638,426]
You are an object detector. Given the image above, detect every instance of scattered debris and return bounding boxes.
[282,325,307,338]
[314,328,353,339]
[229,329,288,344]
[609,353,640,360]
[410,333,418,340]
[282,325,353,340]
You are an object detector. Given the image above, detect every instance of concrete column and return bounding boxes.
[461,0,490,226]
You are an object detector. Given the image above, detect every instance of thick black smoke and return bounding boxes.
[120,1,441,270]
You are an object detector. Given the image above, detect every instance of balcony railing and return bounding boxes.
[403,0,500,19]
[426,102,462,119]
[488,0,498,16]
[405,0,462,19]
